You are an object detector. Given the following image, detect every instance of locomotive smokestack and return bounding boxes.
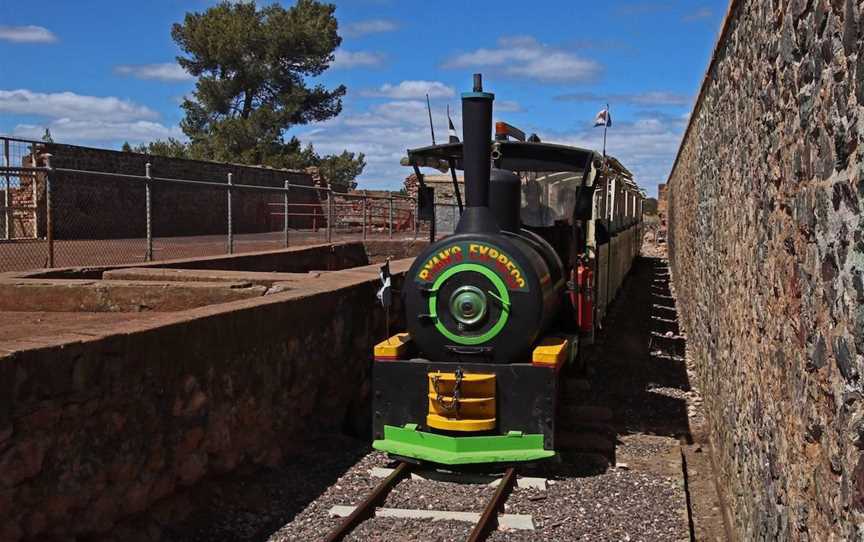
[462,73,493,208]
[456,73,498,233]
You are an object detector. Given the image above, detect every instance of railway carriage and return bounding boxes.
[372,75,645,465]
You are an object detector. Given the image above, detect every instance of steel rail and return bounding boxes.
[323,461,412,542]
[467,467,517,542]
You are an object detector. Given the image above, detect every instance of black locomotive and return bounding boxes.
[372,74,644,465]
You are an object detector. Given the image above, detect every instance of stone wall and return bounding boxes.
[39,143,321,239]
[0,259,409,540]
[667,0,864,539]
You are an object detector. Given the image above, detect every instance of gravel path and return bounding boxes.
[487,469,686,541]
[266,436,689,542]
[156,436,373,542]
[345,517,473,542]
[383,477,496,512]
[267,451,393,542]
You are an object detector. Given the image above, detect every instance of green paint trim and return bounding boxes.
[373,425,554,465]
[428,263,510,345]
[461,92,495,99]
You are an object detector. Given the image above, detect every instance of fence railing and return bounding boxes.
[0,157,418,272]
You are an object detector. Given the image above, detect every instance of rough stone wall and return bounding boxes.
[0,262,407,540]
[40,143,320,239]
[667,1,864,539]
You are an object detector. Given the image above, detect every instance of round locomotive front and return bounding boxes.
[404,232,562,363]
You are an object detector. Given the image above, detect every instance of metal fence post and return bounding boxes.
[362,194,368,241]
[32,153,37,237]
[44,154,54,268]
[388,193,394,239]
[3,138,9,240]
[227,172,234,254]
[326,188,333,243]
[145,162,153,261]
[283,180,290,247]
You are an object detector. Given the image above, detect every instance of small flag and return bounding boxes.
[447,105,460,143]
[377,260,392,308]
[594,107,612,128]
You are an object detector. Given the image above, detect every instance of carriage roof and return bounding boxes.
[405,140,633,181]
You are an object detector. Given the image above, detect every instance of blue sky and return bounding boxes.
[0,0,727,196]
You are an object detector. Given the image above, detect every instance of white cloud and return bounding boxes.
[343,100,454,129]
[555,91,692,107]
[496,100,523,113]
[12,119,183,145]
[443,36,601,83]
[683,7,713,21]
[342,19,398,37]
[331,49,385,69]
[294,101,465,189]
[0,25,57,43]
[361,80,455,99]
[544,113,685,195]
[1,88,180,147]
[113,63,193,82]
[0,89,159,121]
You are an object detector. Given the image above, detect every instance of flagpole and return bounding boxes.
[602,103,609,157]
[426,94,436,145]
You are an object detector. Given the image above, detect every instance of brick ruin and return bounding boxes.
[667,0,864,539]
[0,170,41,238]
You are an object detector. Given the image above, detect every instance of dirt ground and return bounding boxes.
[0,230,420,273]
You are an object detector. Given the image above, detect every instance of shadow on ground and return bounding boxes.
[91,436,369,542]
[565,255,693,456]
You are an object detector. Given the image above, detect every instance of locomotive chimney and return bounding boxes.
[455,73,499,234]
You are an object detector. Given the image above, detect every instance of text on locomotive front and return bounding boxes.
[416,242,528,290]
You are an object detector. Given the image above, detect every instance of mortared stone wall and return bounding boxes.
[668,0,864,539]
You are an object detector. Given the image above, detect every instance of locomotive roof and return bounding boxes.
[406,141,633,180]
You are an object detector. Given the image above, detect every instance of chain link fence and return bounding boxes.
[0,140,419,273]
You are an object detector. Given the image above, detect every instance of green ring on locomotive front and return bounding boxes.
[428,262,510,346]
[406,235,557,361]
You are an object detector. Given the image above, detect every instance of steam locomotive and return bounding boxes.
[372,75,645,465]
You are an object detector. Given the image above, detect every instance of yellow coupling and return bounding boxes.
[427,370,496,432]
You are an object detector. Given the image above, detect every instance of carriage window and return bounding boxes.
[519,171,582,227]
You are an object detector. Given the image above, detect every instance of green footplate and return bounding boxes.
[373,424,555,465]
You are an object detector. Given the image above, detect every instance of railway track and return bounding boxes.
[323,462,518,542]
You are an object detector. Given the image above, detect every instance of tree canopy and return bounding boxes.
[129,0,364,192]
[643,197,659,215]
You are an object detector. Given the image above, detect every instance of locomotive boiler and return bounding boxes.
[372,74,645,465]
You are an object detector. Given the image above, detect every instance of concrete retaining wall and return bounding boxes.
[0,259,410,540]
[15,240,428,280]
[667,1,864,538]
